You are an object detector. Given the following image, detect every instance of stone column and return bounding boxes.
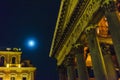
[58,65,67,80]
[73,44,89,80]
[31,72,34,80]
[101,43,118,80]
[105,1,120,67]
[85,26,108,80]
[17,72,22,80]
[65,54,76,80]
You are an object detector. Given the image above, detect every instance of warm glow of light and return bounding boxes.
[98,16,109,37]
[6,64,9,68]
[96,27,99,34]
[18,64,21,68]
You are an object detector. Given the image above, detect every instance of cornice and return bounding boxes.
[54,0,90,57]
[0,67,36,72]
[49,0,70,57]
[49,0,78,57]
[0,51,22,55]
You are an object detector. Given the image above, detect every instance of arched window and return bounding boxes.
[0,73,4,80]
[12,57,16,64]
[22,77,26,80]
[0,56,5,66]
[22,73,28,80]
[11,77,15,80]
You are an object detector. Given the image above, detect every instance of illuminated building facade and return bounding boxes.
[0,48,36,80]
[50,0,120,80]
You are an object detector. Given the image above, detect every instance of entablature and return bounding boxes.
[50,0,88,57]
[0,51,22,55]
[55,0,106,65]
[0,67,36,72]
[50,0,79,57]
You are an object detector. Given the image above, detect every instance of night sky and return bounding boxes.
[0,0,60,80]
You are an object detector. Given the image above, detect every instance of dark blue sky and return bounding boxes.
[0,0,60,80]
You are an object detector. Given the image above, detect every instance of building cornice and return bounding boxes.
[0,51,22,55]
[49,0,78,57]
[0,67,36,72]
[49,0,68,57]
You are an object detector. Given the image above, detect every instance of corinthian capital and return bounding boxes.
[85,25,97,35]
[64,54,75,66]
[72,43,84,54]
[103,1,117,12]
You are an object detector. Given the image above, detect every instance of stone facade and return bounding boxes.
[0,48,36,80]
[50,0,120,80]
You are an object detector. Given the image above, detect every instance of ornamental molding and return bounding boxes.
[56,0,104,65]
[50,0,72,57]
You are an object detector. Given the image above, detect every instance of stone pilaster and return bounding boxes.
[104,1,120,67]
[73,44,89,80]
[85,25,108,80]
[57,65,67,80]
[101,43,118,80]
[65,54,76,80]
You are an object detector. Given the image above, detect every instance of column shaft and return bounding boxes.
[74,44,89,80]
[65,54,76,80]
[86,27,107,80]
[104,1,120,67]
[101,44,118,80]
[103,54,118,80]
[67,66,76,80]
[106,11,120,67]
[58,66,67,80]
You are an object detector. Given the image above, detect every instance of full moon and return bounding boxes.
[28,40,35,47]
[25,37,38,49]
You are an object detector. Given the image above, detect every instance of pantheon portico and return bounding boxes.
[49,0,120,80]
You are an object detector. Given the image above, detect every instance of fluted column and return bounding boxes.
[73,44,89,80]
[58,65,67,80]
[105,1,120,67]
[85,25,108,80]
[65,54,76,80]
[101,43,118,80]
